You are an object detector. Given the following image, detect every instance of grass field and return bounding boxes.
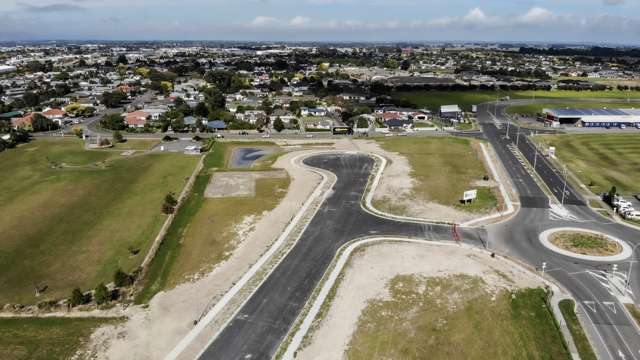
[346,274,570,359]
[376,137,497,213]
[559,300,597,360]
[392,90,640,112]
[507,101,639,115]
[0,317,120,360]
[136,142,289,303]
[0,138,198,305]
[534,134,640,194]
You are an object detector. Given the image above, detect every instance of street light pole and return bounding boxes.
[516,125,521,147]
[506,117,511,139]
[541,262,547,280]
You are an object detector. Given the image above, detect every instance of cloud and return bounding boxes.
[603,0,625,5]
[289,16,310,27]
[248,16,276,26]
[17,2,85,12]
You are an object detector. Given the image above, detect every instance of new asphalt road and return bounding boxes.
[197,103,640,360]
[198,154,481,359]
[480,103,640,360]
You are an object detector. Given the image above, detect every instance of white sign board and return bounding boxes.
[548,146,556,158]
[463,189,478,201]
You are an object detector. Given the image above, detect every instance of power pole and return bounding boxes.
[516,125,521,147]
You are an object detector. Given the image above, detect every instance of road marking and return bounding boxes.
[583,301,597,313]
[604,301,618,314]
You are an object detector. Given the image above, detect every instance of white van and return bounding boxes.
[623,211,640,220]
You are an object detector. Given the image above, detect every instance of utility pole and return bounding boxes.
[516,125,521,147]
[505,117,511,139]
[541,262,547,280]
[561,164,568,206]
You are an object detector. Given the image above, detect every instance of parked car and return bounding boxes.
[215,133,224,139]
[624,211,640,220]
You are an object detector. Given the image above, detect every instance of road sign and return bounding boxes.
[463,189,477,201]
[548,146,556,158]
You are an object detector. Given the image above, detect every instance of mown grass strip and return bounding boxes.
[559,299,598,360]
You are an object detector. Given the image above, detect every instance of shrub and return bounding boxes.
[114,269,134,287]
[113,130,124,143]
[161,202,175,214]
[94,283,109,305]
[165,193,178,207]
[69,288,86,307]
[99,138,112,147]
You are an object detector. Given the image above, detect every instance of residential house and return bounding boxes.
[301,107,327,117]
[269,109,297,125]
[206,120,227,131]
[42,108,66,125]
[124,110,149,128]
[11,113,33,130]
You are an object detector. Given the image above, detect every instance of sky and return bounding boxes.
[1,0,640,44]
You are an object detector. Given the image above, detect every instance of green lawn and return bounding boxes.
[136,142,289,303]
[0,317,120,360]
[346,274,570,360]
[392,90,640,112]
[534,134,640,194]
[375,137,498,213]
[0,138,198,304]
[559,300,597,360]
[507,101,639,115]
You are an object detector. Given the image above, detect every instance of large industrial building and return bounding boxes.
[543,108,640,127]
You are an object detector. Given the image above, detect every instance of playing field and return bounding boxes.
[346,274,570,360]
[136,142,289,303]
[392,90,640,112]
[0,317,120,360]
[535,133,640,194]
[507,101,638,115]
[376,136,497,213]
[0,138,198,304]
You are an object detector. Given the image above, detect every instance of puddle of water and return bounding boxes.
[231,147,274,168]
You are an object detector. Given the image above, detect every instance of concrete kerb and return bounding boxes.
[166,151,336,360]
[280,237,582,360]
[539,227,632,262]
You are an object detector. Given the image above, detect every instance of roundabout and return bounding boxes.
[539,227,632,262]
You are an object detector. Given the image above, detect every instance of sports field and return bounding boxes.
[346,274,570,360]
[0,138,198,304]
[507,101,638,115]
[376,137,498,213]
[535,134,640,194]
[136,142,289,303]
[0,317,120,360]
[392,90,640,112]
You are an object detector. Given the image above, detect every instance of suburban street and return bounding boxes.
[198,153,480,359]
[480,102,640,360]
[195,103,640,360]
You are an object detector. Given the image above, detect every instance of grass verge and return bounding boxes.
[507,101,638,116]
[0,317,121,360]
[135,142,288,303]
[559,299,598,360]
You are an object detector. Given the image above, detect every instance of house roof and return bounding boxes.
[11,113,33,128]
[440,105,461,113]
[183,116,197,125]
[0,110,23,119]
[206,120,227,129]
[42,108,66,117]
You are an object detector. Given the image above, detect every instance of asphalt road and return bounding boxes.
[199,154,480,359]
[480,103,640,360]
[196,101,640,360]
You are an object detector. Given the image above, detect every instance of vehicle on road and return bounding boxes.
[215,133,225,139]
[262,134,270,138]
[239,131,248,135]
[305,134,313,138]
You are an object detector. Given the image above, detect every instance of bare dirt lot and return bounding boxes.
[205,170,288,198]
[298,242,548,359]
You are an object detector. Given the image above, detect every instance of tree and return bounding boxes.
[261,99,273,116]
[101,91,126,108]
[203,87,225,110]
[116,54,128,65]
[31,113,58,132]
[22,91,40,107]
[273,116,285,132]
[194,102,209,118]
[114,269,133,287]
[165,193,178,206]
[100,113,125,130]
[400,59,411,71]
[94,283,109,305]
[357,117,369,129]
[112,130,124,143]
[70,288,86,307]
